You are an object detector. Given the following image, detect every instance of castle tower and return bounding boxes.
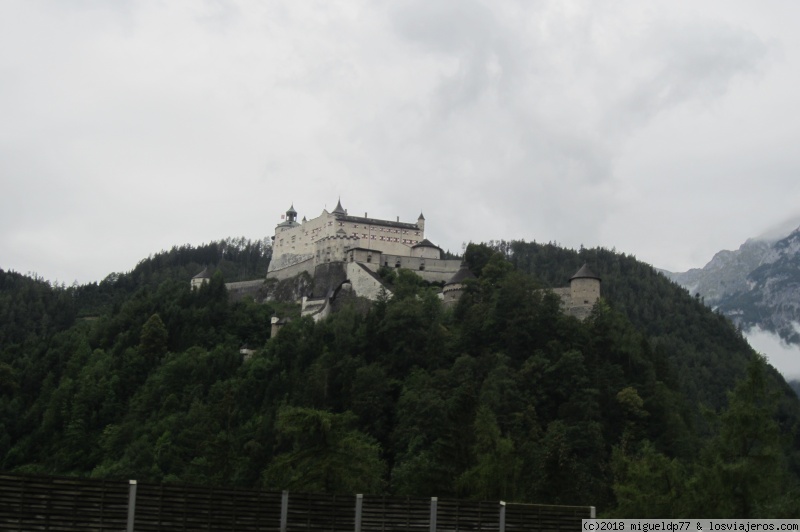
[569,263,601,309]
[442,262,476,307]
[285,204,298,224]
[191,267,212,289]
[417,212,425,232]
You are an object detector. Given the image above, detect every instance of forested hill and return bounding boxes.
[1,239,799,517]
[75,237,272,317]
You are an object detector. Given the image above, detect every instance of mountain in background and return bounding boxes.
[663,225,800,345]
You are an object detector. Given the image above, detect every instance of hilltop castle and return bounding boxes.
[263,199,600,321]
[267,200,463,319]
[193,199,600,322]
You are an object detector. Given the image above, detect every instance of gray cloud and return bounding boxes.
[0,0,798,283]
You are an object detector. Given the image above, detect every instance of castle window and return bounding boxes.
[419,263,425,271]
[367,254,372,263]
[395,261,401,268]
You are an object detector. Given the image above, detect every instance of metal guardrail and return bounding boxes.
[0,471,594,531]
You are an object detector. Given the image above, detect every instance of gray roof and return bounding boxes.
[570,263,601,281]
[445,263,477,286]
[412,238,440,249]
[418,212,425,220]
[335,214,419,230]
[286,204,297,215]
[192,267,212,279]
[332,198,346,215]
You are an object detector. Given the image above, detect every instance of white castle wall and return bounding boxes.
[347,262,391,301]
[270,205,426,276]
[268,257,315,281]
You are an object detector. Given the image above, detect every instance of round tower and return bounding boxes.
[569,263,601,308]
[285,204,298,224]
[442,262,476,307]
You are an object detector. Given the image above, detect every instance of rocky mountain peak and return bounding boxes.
[663,224,800,344]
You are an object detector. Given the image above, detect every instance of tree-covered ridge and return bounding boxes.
[1,241,799,517]
[74,237,272,317]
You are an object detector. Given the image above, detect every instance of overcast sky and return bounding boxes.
[2,0,800,287]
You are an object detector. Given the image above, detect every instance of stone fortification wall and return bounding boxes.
[301,296,331,320]
[551,287,572,309]
[315,233,359,264]
[571,278,600,307]
[268,257,315,281]
[225,280,268,302]
[357,255,461,283]
[568,304,594,321]
[268,251,314,273]
[373,256,461,283]
[347,262,391,301]
[411,245,441,259]
[417,259,462,283]
[547,280,600,321]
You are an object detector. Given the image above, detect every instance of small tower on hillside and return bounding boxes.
[191,267,212,289]
[417,212,426,232]
[569,263,601,319]
[442,263,476,307]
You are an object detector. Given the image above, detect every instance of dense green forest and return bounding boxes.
[1,238,799,517]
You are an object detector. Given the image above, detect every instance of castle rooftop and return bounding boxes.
[570,263,601,281]
[334,214,420,230]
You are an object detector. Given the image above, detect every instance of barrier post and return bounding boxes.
[355,494,363,532]
[280,491,289,532]
[126,480,137,532]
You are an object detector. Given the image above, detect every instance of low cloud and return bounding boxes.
[746,325,800,381]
